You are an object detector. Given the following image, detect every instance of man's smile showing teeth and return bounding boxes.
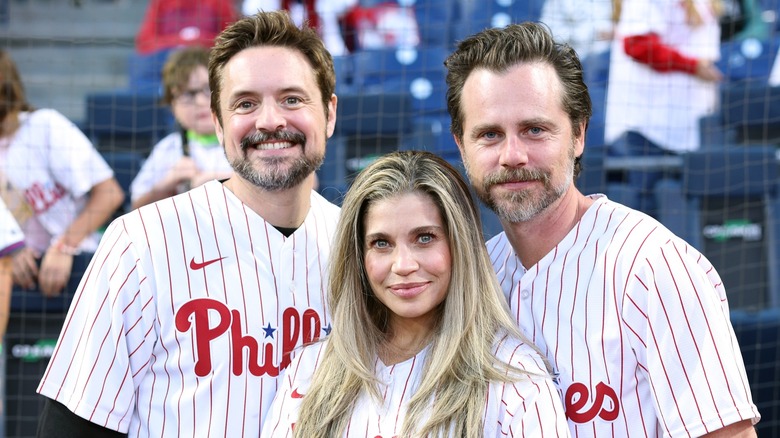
[256,141,294,150]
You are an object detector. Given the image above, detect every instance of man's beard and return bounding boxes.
[468,147,574,223]
[228,130,324,191]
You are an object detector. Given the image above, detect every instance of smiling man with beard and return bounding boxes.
[445,21,760,438]
[36,11,341,437]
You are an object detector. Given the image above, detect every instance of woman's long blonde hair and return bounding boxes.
[294,151,537,437]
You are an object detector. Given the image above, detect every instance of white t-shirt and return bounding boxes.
[0,198,25,257]
[262,334,571,437]
[539,0,614,60]
[130,131,233,203]
[0,109,114,252]
[38,180,341,436]
[604,0,721,152]
[488,195,760,437]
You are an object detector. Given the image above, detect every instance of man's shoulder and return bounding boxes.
[310,190,341,216]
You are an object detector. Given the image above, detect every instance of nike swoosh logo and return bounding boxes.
[291,388,304,399]
[189,256,226,270]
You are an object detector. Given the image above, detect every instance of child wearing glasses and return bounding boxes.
[130,46,233,209]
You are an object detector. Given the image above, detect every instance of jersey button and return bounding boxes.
[521,290,530,299]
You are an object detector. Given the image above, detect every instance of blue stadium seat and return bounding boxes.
[608,130,678,214]
[656,146,780,310]
[83,90,174,154]
[351,46,454,155]
[323,92,414,196]
[719,82,780,143]
[410,0,458,47]
[351,46,448,107]
[332,55,355,94]
[101,150,145,216]
[716,35,780,84]
[127,49,172,95]
[450,0,544,44]
[587,84,607,148]
[729,308,780,437]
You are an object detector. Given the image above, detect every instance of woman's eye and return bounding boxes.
[418,234,433,244]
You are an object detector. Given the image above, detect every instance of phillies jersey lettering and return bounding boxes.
[175,298,323,376]
[564,381,619,423]
[38,181,341,437]
[489,195,759,437]
[24,180,67,214]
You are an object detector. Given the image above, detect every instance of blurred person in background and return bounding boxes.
[242,0,358,55]
[604,0,723,215]
[539,0,618,86]
[131,0,239,92]
[0,49,123,297]
[130,46,233,209]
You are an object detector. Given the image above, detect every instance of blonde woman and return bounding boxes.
[262,150,569,437]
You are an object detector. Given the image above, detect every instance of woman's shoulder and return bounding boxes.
[288,340,330,372]
[493,334,550,376]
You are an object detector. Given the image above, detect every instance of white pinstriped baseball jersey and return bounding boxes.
[488,195,760,437]
[261,333,571,437]
[37,180,340,436]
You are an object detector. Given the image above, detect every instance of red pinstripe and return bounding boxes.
[37,181,340,436]
[261,336,569,437]
[489,195,759,437]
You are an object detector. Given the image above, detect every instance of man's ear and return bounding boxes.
[454,134,464,153]
[212,112,224,145]
[575,121,586,156]
[326,94,337,138]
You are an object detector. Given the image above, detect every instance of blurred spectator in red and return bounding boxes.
[130,0,239,92]
[136,0,238,56]
[242,0,357,55]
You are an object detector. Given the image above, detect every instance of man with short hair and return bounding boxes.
[445,21,760,437]
[36,11,340,437]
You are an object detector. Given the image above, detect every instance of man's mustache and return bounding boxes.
[240,131,307,151]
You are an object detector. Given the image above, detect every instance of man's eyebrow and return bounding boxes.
[468,123,501,139]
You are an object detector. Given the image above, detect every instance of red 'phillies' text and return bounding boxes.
[565,381,620,423]
[175,298,322,377]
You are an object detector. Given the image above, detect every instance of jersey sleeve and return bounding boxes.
[129,133,181,203]
[42,109,114,198]
[623,33,698,74]
[261,342,326,438]
[622,240,760,437]
[37,215,158,433]
[490,338,570,436]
